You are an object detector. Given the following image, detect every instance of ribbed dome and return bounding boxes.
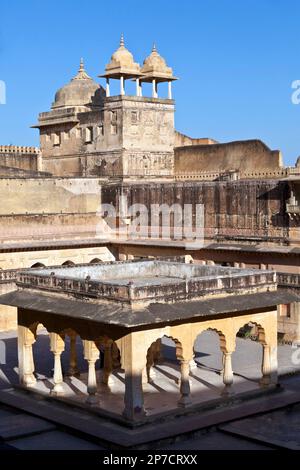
[141,44,173,77]
[104,34,141,76]
[52,59,105,109]
[111,42,135,67]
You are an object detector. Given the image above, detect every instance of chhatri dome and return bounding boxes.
[52,59,105,109]
[141,44,176,82]
[101,34,141,78]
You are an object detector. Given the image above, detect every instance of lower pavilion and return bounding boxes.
[0,257,297,424]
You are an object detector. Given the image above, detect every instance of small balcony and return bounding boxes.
[286,204,300,214]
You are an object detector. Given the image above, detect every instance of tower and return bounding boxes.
[33,37,178,178]
[98,36,177,178]
[32,59,106,176]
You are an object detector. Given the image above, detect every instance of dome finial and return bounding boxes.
[120,33,125,47]
[73,57,91,80]
[152,42,157,53]
[79,57,84,72]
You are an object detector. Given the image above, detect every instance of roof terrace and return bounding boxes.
[17,259,277,307]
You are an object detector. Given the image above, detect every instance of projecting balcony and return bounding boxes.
[286,204,300,214]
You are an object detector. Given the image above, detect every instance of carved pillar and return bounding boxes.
[106,78,110,97]
[189,358,197,372]
[120,75,125,95]
[67,332,80,377]
[50,333,65,396]
[269,343,278,385]
[178,359,192,407]
[221,352,234,396]
[152,78,157,98]
[154,338,163,364]
[123,332,146,421]
[146,344,156,383]
[142,367,148,385]
[136,78,140,97]
[102,342,113,386]
[168,81,172,99]
[111,342,121,369]
[260,344,271,386]
[83,340,99,405]
[115,338,125,370]
[18,325,36,387]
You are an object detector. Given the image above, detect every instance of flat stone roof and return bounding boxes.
[0,289,297,328]
[17,259,277,306]
[0,236,299,256]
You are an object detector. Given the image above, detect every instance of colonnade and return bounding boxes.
[17,309,278,422]
[105,77,173,99]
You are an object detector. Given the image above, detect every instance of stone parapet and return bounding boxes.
[0,145,40,154]
[16,259,277,306]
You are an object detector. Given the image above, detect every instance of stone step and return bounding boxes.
[0,413,56,440]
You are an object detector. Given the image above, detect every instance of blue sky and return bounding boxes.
[0,0,299,166]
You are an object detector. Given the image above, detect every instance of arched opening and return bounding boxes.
[191,329,225,399]
[232,322,266,391]
[89,258,101,264]
[62,260,75,267]
[62,329,86,379]
[30,262,46,268]
[142,335,186,413]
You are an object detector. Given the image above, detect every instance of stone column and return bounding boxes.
[139,81,143,97]
[122,332,146,421]
[83,340,99,405]
[102,342,113,386]
[112,342,121,369]
[18,325,36,387]
[106,78,110,97]
[142,367,148,385]
[189,358,197,372]
[115,338,125,370]
[221,352,234,396]
[260,344,271,386]
[168,81,172,99]
[154,338,163,364]
[269,343,278,385]
[50,333,65,396]
[293,302,300,344]
[152,79,157,98]
[120,75,125,95]
[67,333,80,377]
[178,360,192,407]
[136,78,140,97]
[146,345,156,382]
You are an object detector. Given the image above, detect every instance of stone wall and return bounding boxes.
[38,96,175,177]
[175,139,283,174]
[0,177,101,216]
[102,179,291,243]
[0,145,41,172]
[175,131,217,147]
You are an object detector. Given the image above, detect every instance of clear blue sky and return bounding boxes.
[0,0,300,166]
